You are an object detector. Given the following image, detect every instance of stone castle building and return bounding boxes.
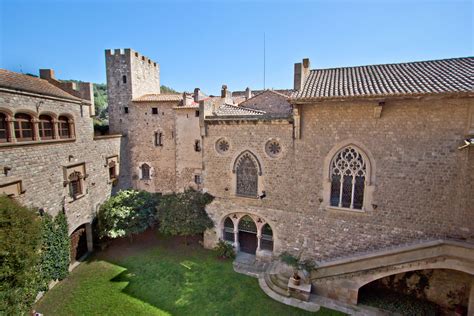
[0,69,121,261]
[1,48,472,312]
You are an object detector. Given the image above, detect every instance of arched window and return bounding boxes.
[39,115,54,140]
[58,116,72,139]
[69,171,83,198]
[223,217,234,242]
[141,163,150,180]
[261,224,273,251]
[0,113,9,143]
[235,152,260,197]
[330,145,367,210]
[14,113,34,141]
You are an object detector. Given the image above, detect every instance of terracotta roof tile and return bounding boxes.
[0,69,81,101]
[213,104,265,117]
[133,94,182,102]
[292,57,474,100]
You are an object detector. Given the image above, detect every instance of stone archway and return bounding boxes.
[238,215,258,254]
[70,224,88,261]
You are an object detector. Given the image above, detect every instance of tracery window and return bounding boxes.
[235,152,259,197]
[69,171,83,198]
[238,215,257,233]
[223,217,234,242]
[216,138,230,154]
[39,115,54,140]
[141,163,150,180]
[330,145,366,210]
[58,116,72,139]
[265,139,281,158]
[0,113,9,143]
[14,113,34,141]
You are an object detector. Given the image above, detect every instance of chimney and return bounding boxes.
[183,92,193,106]
[293,58,310,91]
[245,87,251,100]
[194,88,201,103]
[40,69,55,80]
[221,84,228,98]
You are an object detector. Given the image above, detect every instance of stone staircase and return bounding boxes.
[232,252,269,278]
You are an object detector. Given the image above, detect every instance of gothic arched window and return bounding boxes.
[330,145,367,210]
[261,223,273,251]
[223,217,234,242]
[141,163,150,180]
[234,152,260,197]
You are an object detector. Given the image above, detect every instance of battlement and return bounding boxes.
[105,48,158,67]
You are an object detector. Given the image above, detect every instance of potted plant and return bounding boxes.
[279,251,317,286]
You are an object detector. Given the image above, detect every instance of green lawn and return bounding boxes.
[35,234,344,316]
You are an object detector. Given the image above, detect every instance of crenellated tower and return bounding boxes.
[105,48,160,134]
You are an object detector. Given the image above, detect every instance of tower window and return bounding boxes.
[152,108,158,115]
[155,132,163,146]
[195,110,200,117]
[122,75,127,84]
[194,140,201,152]
[194,175,202,185]
[124,107,129,114]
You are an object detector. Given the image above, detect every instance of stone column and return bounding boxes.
[233,228,240,252]
[52,119,59,139]
[85,223,93,253]
[256,233,262,252]
[32,119,40,141]
[6,118,16,143]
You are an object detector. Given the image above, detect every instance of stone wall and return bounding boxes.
[0,91,121,234]
[202,96,473,261]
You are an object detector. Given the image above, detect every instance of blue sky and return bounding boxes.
[0,0,472,94]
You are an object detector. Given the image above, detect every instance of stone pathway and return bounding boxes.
[232,252,269,278]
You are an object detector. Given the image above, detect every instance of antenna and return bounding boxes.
[263,33,266,90]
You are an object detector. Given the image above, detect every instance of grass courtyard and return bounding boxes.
[34,230,343,316]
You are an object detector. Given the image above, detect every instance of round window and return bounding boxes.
[265,139,282,158]
[216,138,230,154]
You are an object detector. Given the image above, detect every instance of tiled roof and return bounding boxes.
[239,90,292,117]
[232,89,294,98]
[133,94,182,102]
[292,57,473,100]
[213,104,265,117]
[0,69,81,101]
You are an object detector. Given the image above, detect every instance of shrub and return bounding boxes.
[214,240,235,259]
[38,212,70,291]
[0,196,43,315]
[98,190,160,239]
[156,189,214,244]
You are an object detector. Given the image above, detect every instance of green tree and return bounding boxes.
[0,196,43,315]
[156,189,214,244]
[98,190,159,239]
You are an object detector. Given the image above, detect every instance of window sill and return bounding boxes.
[235,194,260,200]
[68,193,86,203]
[325,206,366,213]
[0,138,76,148]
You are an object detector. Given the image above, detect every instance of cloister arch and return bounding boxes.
[219,212,274,259]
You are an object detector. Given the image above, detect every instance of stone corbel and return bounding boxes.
[374,101,384,119]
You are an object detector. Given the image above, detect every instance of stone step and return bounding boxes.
[270,274,289,291]
[264,273,290,297]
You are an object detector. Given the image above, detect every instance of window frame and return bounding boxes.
[14,113,34,142]
[0,112,9,143]
[58,115,73,139]
[39,114,54,140]
[140,163,151,180]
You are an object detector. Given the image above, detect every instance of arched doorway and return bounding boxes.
[358,269,473,315]
[70,224,88,261]
[238,215,257,254]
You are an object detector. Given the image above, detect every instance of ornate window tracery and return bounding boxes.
[330,145,366,210]
[234,152,259,197]
[216,138,230,154]
[265,139,281,157]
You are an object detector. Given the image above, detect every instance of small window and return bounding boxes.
[124,107,129,114]
[108,161,117,180]
[194,175,201,185]
[194,140,201,152]
[0,113,9,143]
[14,113,34,141]
[58,116,72,139]
[141,163,151,180]
[152,108,158,115]
[155,132,163,146]
[39,115,54,140]
[195,110,200,117]
[69,171,83,199]
[122,75,127,84]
